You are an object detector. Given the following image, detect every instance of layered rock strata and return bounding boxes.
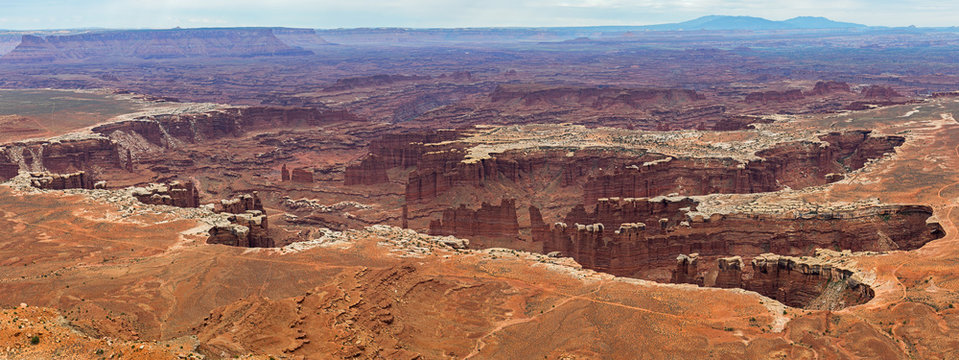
[132,181,200,208]
[28,171,101,190]
[712,253,875,310]
[428,199,520,246]
[536,198,943,278]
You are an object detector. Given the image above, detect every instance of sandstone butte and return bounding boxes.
[2,25,959,360]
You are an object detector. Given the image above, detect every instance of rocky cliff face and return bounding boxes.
[344,131,462,186]
[583,131,903,205]
[538,198,943,278]
[428,199,519,247]
[208,193,273,248]
[28,171,99,190]
[711,253,875,310]
[1,28,312,63]
[0,137,129,181]
[132,181,200,208]
[344,155,391,185]
[218,192,264,214]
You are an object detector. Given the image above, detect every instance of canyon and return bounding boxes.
[1,23,959,359]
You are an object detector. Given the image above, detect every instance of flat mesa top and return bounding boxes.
[437,122,818,163]
[0,89,221,144]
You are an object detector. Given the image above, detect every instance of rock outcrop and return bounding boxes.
[538,199,943,278]
[219,192,264,214]
[807,81,851,96]
[745,89,804,104]
[28,171,100,190]
[207,210,272,248]
[709,253,875,310]
[344,154,390,185]
[861,85,902,99]
[208,193,273,248]
[670,253,702,285]
[132,181,200,208]
[428,199,519,246]
[291,167,313,184]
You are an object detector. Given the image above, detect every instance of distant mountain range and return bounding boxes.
[642,15,867,31]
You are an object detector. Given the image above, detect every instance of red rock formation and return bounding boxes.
[94,107,358,148]
[539,200,943,278]
[344,154,390,185]
[207,210,273,248]
[132,181,200,208]
[861,85,902,99]
[0,162,17,181]
[291,167,313,184]
[428,199,519,246]
[529,205,550,243]
[0,137,127,178]
[406,148,661,203]
[29,171,99,190]
[806,81,851,96]
[281,164,291,181]
[582,131,904,205]
[219,192,264,214]
[745,89,804,104]
[670,253,702,285]
[745,254,874,309]
[714,256,744,288]
[709,254,875,309]
[209,193,273,248]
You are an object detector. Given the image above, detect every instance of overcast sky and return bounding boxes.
[0,0,954,30]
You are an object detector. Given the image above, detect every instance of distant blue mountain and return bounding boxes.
[644,15,867,31]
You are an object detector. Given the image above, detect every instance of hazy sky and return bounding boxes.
[0,0,954,29]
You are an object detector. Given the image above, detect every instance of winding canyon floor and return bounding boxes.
[1,93,959,359]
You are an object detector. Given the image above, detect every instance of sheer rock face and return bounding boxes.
[132,181,200,208]
[712,253,875,310]
[537,198,943,279]
[1,28,312,64]
[428,199,519,247]
[715,256,744,288]
[344,154,390,185]
[670,253,702,285]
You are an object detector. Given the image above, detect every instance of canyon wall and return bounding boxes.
[583,131,903,205]
[428,199,520,246]
[537,197,943,278]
